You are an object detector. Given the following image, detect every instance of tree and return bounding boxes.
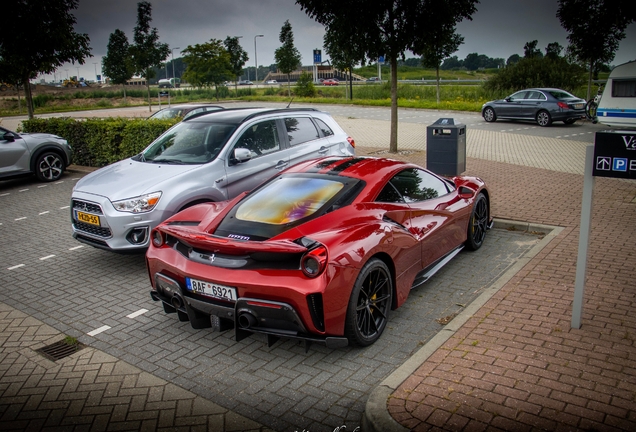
[298,0,477,153]
[557,0,635,100]
[130,1,169,111]
[102,29,133,102]
[506,54,521,66]
[182,40,232,100]
[223,36,249,94]
[323,24,366,100]
[0,0,91,119]
[545,42,564,60]
[523,40,543,58]
[274,20,302,97]
[412,1,465,104]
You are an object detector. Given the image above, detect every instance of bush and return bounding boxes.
[294,72,317,97]
[20,117,177,167]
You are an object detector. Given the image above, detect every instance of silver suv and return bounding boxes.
[0,126,72,182]
[71,107,356,252]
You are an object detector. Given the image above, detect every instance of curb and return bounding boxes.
[362,219,564,432]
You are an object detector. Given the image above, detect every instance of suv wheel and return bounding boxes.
[35,151,65,182]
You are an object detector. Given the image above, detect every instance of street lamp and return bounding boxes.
[171,47,180,79]
[93,62,98,82]
[254,34,264,82]
[76,67,80,80]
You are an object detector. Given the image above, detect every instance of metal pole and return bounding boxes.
[254,35,263,82]
[93,63,97,82]
[172,47,180,79]
[571,145,595,329]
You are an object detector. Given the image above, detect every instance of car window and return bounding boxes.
[376,182,404,203]
[284,117,320,146]
[547,90,576,100]
[509,91,527,101]
[526,91,542,100]
[183,108,207,119]
[314,118,334,137]
[382,168,450,203]
[234,120,280,157]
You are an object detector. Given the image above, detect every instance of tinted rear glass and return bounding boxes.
[236,177,344,225]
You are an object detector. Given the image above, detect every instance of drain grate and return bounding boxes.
[36,339,85,361]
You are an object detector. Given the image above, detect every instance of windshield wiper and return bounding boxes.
[152,158,185,164]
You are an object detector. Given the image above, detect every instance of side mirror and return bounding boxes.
[505,97,512,102]
[458,186,474,199]
[231,147,252,164]
[3,132,16,142]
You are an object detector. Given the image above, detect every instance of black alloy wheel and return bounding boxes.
[345,258,393,346]
[466,193,488,251]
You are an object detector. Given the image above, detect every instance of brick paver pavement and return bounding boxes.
[0,302,270,431]
[354,145,636,429]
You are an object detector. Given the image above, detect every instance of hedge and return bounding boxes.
[20,117,179,167]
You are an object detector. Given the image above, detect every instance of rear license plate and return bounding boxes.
[186,277,237,302]
[76,211,100,226]
[574,103,584,109]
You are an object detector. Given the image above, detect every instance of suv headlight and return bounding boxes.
[112,192,162,213]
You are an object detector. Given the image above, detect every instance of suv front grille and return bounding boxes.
[73,221,112,238]
[72,199,103,215]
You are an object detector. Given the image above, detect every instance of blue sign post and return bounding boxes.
[313,49,322,65]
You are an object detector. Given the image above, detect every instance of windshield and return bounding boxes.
[140,122,236,164]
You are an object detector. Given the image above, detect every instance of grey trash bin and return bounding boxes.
[426,118,466,176]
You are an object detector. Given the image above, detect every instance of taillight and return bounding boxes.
[347,136,356,148]
[301,245,327,278]
[557,101,569,109]
[151,229,164,247]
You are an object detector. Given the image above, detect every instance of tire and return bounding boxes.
[344,258,393,347]
[465,193,488,251]
[536,110,552,127]
[563,118,577,125]
[585,99,598,120]
[483,106,496,122]
[35,151,65,182]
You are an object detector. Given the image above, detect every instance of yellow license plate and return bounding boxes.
[77,211,100,226]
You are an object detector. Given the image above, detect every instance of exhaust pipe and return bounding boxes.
[238,313,257,329]
[171,294,184,309]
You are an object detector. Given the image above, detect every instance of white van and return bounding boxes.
[596,61,636,128]
[158,78,181,88]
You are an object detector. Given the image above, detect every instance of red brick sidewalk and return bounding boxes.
[364,149,636,431]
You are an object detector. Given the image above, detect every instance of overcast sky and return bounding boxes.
[49,0,635,81]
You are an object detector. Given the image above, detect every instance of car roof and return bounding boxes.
[184,107,322,124]
[286,156,415,181]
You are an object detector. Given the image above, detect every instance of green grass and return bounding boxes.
[0,72,595,118]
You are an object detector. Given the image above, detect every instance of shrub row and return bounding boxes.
[20,117,178,167]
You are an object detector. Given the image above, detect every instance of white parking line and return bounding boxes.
[7,264,25,270]
[69,245,84,250]
[39,211,50,215]
[40,255,55,260]
[126,309,149,319]
[87,325,111,336]
[15,217,27,221]
[0,193,9,197]
[19,189,29,192]
[38,185,48,188]
[55,181,64,185]
[60,206,70,210]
